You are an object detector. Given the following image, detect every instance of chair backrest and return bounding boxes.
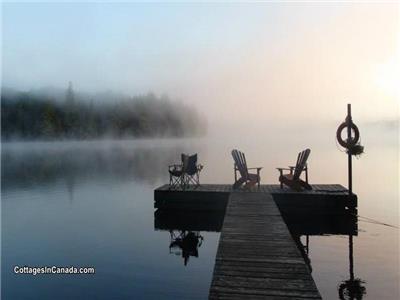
[231,149,248,179]
[293,149,311,180]
[181,153,198,175]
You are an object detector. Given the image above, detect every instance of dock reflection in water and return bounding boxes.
[338,234,367,300]
[284,213,366,300]
[155,205,365,298]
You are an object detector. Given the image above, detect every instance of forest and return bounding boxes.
[1,85,206,140]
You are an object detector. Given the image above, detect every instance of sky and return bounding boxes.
[1,2,399,128]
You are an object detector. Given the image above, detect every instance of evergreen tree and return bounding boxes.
[65,82,77,135]
[65,81,75,105]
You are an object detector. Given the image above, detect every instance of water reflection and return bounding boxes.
[169,230,204,266]
[154,209,225,266]
[154,206,362,285]
[283,213,358,236]
[154,209,225,232]
[2,137,397,299]
[286,213,366,299]
[338,235,367,300]
[2,141,199,191]
[293,234,313,273]
[2,141,214,300]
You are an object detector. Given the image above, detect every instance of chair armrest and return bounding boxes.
[276,167,291,176]
[169,164,182,170]
[289,165,307,169]
[248,167,263,170]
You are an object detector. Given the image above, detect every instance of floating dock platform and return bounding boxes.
[155,184,357,213]
[154,184,357,299]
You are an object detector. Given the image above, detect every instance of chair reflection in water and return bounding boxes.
[169,230,204,266]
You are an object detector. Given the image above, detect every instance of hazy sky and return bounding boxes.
[2,2,399,127]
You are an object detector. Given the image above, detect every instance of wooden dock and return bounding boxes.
[209,192,321,299]
[154,184,357,213]
[154,184,357,299]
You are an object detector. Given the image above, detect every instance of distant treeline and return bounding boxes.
[1,86,206,140]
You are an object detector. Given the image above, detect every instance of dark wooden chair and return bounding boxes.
[277,149,312,191]
[231,149,262,190]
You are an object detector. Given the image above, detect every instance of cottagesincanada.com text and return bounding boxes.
[14,266,95,275]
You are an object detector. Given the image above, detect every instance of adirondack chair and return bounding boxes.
[231,149,262,190]
[277,149,312,191]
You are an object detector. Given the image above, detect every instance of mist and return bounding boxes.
[1,86,206,140]
[2,2,399,137]
[1,4,399,299]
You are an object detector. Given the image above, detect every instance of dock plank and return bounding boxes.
[209,193,322,299]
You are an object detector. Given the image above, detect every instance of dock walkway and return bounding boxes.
[209,192,322,299]
[154,184,356,299]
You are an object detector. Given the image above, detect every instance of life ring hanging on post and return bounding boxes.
[336,122,360,148]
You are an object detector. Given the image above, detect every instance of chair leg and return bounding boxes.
[279,170,283,189]
[169,174,177,189]
[299,179,312,190]
[181,174,187,189]
[169,175,181,190]
[234,168,237,183]
[184,172,201,188]
[233,177,246,190]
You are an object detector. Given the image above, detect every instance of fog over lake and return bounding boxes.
[1,2,399,300]
[3,3,398,130]
[2,124,398,299]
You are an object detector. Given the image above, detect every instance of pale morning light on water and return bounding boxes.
[1,2,399,300]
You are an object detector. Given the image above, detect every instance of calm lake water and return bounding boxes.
[2,127,399,299]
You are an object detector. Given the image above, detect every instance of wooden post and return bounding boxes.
[347,104,353,195]
[349,234,354,282]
